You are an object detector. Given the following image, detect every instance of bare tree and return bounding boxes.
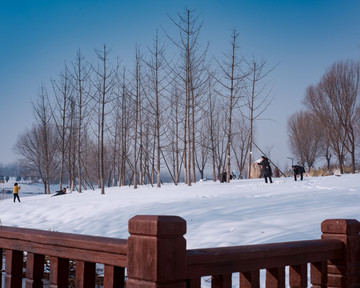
[194,122,209,180]
[166,8,207,186]
[305,84,347,173]
[202,75,219,181]
[129,47,143,189]
[93,45,118,194]
[141,112,155,185]
[321,134,333,169]
[214,30,245,182]
[144,30,168,187]
[109,91,121,187]
[231,116,250,178]
[167,85,184,185]
[117,71,130,186]
[287,111,323,169]
[51,64,73,190]
[244,57,275,178]
[324,60,360,172]
[71,50,92,192]
[15,85,59,194]
[66,97,77,191]
[189,46,208,184]
[305,60,360,173]
[214,112,227,181]
[15,124,59,194]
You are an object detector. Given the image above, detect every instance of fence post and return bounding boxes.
[321,219,360,288]
[127,215,187,288]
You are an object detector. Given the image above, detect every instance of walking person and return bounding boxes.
[257,156,273,184]
[13,183,21,203]
[292,165,305,181]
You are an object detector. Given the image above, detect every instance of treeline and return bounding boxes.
[287,59,360,173]
[14,9,274,194]
[0,163,21,181]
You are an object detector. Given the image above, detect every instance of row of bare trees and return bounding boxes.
[288,59,360,173]
[15,9,273,193]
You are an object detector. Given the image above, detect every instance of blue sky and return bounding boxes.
[1,0,359,170]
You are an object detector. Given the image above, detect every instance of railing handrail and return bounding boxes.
[1,217,358,287]
[0,225,128,267]
[186,239,344,278]
[0,226,346,273]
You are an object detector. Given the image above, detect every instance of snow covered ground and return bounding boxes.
[1,174,359,248]
[1,174,359,286]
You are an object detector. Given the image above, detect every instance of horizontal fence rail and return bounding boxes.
[0,217,359,287]
[187,239,344,275]
[0,226,128,287]
[186,239,344,287]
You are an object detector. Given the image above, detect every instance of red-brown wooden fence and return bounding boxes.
[0,216,359,287]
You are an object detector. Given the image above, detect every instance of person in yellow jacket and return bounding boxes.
[13,183,21,202]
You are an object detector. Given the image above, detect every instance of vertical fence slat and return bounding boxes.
[310,261,327,288]
[289,264,307,288]
[49,257,69,288]
[266,267,285,288]
[75,261,95,288]
[5,249,23,288]
[103,265,125,288]
[25,253,45,288]
[0,248,3,288]
[211,273,232,288]
[240,271,260,288]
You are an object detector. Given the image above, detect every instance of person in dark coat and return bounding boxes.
[220,171,227,183]
[257,156,273,184]
[292,165,305,181]
[52,188,67,197]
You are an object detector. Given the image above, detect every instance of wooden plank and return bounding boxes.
[0,248,2,288]
[103,265,125,288]
[49,256,69,288]
[289,264,307,288]
[240,271,260,288]
[266,267,285,288]
[25,253,45,288]
[4,249,23,288]
[75,261,95,288]
[310,261,327,288]
[0,226,127,254]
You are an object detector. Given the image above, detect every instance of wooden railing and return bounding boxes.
[0,216,359,287]
[0,226,127,287]
[186,239,343,287]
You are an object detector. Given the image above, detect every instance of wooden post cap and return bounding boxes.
[321,219,360,235]
[128,215,186,237]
